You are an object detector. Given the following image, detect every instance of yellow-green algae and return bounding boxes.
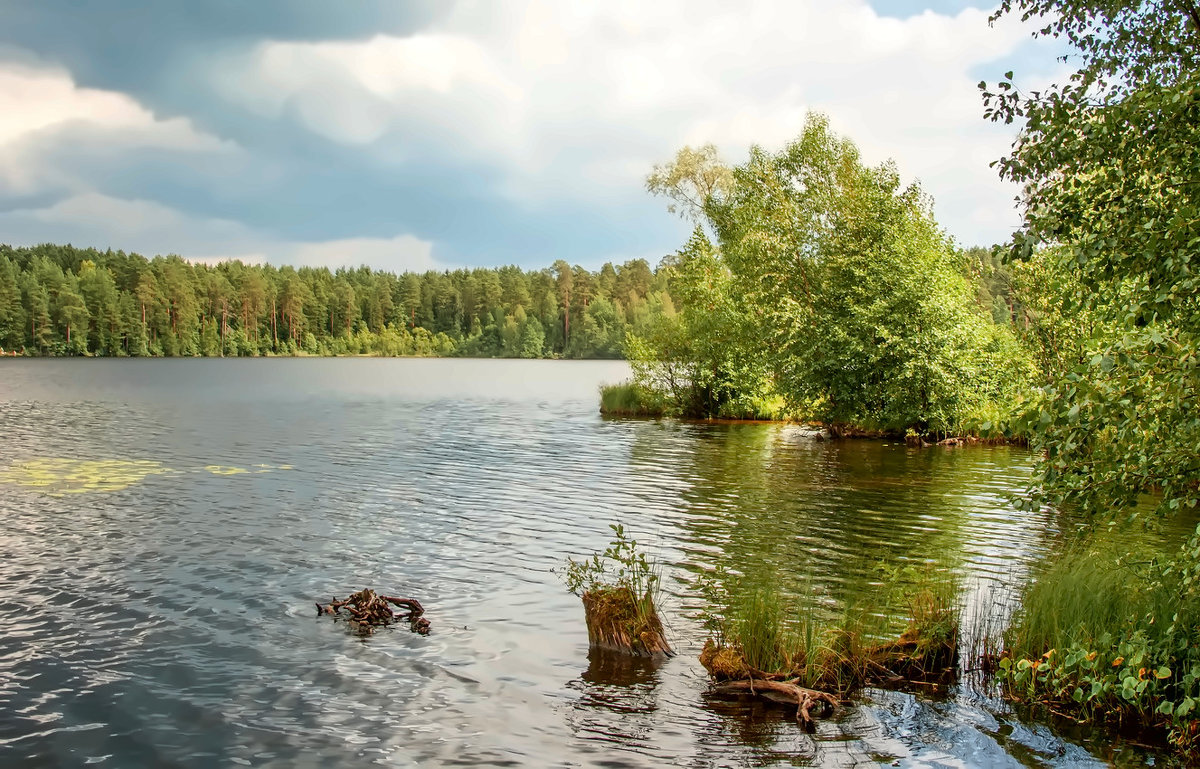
[0,458,297,495]
[0,458,171,496]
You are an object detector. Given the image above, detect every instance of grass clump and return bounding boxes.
[600,379,787,421]
[694,565,958,696]
[564,524,672,657]
[996,536,1200,755]
[599,381,668,418]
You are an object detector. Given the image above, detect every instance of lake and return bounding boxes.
[0,359,1162,767]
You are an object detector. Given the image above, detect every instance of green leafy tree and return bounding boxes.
[705,114,1014,432]
[627,230,771,418]
[984,1,1200,518]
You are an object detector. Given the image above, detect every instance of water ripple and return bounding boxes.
[0,359,1162,767]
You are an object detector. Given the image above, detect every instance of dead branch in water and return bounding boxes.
[316,588,430,635]
[710,679,840,730]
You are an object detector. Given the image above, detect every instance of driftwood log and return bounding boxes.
[316,588,430,635]
[711,679,839,729]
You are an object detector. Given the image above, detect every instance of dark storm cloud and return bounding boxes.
[0,1,1038,268]
[0,0,669,268]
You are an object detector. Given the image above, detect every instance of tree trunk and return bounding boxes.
[581,587,672,657]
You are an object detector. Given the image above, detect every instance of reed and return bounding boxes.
[697,568,958,696]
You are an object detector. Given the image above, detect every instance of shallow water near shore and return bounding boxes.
[0,358,1173,767]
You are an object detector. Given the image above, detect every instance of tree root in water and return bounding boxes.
[710,679,840,731]
[700,630,957,728]
[316,588,430,635]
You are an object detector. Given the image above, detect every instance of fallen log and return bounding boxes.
[711,679,839,729]
[316,588,430,635]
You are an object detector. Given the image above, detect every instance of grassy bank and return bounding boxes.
[599,382,669,418]
[995,535,1200,756]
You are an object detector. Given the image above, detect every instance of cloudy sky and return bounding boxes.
[0,1,1061,273]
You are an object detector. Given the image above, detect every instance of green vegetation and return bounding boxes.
[598,382,667,418]
[695,565,958,696]
[605,0,1199,748]
[970,0,1200,754]
[0,243,676,359]
[619,116,1034,434]
[998,537,1200,754]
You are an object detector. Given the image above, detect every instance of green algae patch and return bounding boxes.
[204,465,249,476]
[0,458,171,496]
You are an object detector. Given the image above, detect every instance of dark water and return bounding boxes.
[0,359,1164,767]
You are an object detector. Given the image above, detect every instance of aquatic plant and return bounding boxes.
[694,564,959,696]
[0,458,171,495]
[0,457,296,496]
[564,524,672,657]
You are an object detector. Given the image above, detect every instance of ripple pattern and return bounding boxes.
[0,359,1162,767]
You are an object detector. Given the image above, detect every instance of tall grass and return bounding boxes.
[1005,538,1199,664]
[697,568,958,695]
[599,381,667,418]
[997,535,1200,754]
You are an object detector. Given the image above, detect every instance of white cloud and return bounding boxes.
[0,193,439,273]
[217,0,1050,244]
[0,58,235,194]
[285,235,435,271]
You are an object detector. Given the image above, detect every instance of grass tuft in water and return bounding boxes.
[694,565,958,696]
[599,382,668,418]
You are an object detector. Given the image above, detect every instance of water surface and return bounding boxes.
[0,359,1163,767]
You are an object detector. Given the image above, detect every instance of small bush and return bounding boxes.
[564,524,671,656]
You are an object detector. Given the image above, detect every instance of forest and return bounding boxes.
[0,243,676,360]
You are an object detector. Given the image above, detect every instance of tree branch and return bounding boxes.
[1175,0,1200,38]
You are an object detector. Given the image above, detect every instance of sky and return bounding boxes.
[0,0,1064,273]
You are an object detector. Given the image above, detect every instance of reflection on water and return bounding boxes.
[0,359,1168,766]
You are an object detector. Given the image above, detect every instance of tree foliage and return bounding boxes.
[983,1,1200,520]
[0,244,676,360]
[638,115,1028,432]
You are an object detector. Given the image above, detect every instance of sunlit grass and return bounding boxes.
[599,381,667,417]
[697,566,958,694]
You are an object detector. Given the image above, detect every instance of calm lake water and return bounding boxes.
[0,359,1166,767]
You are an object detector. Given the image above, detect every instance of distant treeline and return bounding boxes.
[0,243,676,358]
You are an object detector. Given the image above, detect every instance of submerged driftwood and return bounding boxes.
[581,586,672,657]
[316,588,430,635]
[712,679,839,728]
